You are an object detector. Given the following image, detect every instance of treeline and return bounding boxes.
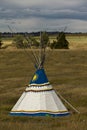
[1,32,87,38]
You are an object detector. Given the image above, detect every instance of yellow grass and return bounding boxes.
[66,35,87,49]
[0,49,87,130]
[2,39,12,45]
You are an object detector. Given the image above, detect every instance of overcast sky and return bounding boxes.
[0,0,87,32]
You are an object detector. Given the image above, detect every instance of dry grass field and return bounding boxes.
[2,34,87,50]
[67,35,87,50]
[0,35,87,130]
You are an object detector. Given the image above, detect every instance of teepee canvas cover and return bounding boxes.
[10,68,69,116]
[10,32,70,117]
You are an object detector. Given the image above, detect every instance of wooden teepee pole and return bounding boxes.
[57,92,80,114]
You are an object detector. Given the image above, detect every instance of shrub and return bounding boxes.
[50,32,69,49]
[12,35,30,49]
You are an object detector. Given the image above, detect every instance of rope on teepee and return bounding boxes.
[57,92,80,114]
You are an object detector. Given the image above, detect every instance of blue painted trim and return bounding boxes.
[10,112,70,117]
[30,69,49,85]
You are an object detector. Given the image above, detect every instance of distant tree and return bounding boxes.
[50,32,69,49]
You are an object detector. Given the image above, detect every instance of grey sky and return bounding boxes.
[0,0,87,32]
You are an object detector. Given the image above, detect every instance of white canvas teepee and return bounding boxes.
[10,32,70,117]
[10,69,70,116]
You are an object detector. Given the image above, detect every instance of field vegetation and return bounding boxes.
[1,34,87,50]
[0,45,87,129]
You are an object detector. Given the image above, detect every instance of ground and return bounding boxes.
[0,35,87,130]
[0,50,87,130]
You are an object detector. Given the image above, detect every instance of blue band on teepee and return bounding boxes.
[30,69,49,85]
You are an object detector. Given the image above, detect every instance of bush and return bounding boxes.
[50,32,69,49]
[12,32,50,49]
[12,35,30,49]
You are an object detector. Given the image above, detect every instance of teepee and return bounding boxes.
[10,32,70,117]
